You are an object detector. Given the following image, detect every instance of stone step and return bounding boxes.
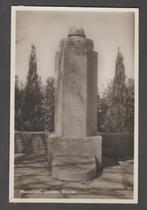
[52,155,97,181]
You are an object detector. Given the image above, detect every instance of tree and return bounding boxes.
[101,48,134,132]
[97,90,108,132]
[21,45,44,131]
[125,79,134,132]
[43,76,55,132]
[15,76,24,130]
[112,48,126,105]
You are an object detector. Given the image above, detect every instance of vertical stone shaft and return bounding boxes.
[55,28,97,137]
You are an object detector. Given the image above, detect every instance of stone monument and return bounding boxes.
[47,26,102,181]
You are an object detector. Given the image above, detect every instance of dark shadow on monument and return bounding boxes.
[95,157,103,177]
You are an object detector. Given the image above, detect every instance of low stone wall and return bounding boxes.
[15,131,134,159]
[15,131,48,155]
[101,133,134,159]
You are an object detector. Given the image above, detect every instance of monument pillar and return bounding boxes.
[48,27,102,181]
[55,27,97,137]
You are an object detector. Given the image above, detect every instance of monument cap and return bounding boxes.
[68,26,86,38]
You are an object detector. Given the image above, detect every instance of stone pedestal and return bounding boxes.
[52,156,97,181]
[47,27,102,181]
[47,135,102,181]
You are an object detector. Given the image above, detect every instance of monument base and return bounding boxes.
[47,135,102,181]
[52,155,97,181]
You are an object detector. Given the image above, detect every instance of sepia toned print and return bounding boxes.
[10,7,139,203]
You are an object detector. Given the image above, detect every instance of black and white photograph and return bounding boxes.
[9,6,139,203]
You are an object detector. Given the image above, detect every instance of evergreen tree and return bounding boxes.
[15,76,24,130]
[97,91,108,132]
[43,76,55,132]
[112,48,126,105]
[22,45,44,131]
[102,48,132,132]
[125,79,134,132]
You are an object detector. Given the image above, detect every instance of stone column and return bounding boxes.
[48,27,102,181]
[55,27,97,137]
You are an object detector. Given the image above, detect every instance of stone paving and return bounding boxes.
[14,154,133,199]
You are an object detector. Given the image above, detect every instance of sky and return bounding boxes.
[15,9,135,93]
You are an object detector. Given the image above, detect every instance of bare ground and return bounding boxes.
[14,154,133,200]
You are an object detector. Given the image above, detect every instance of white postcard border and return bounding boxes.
[9,6,139,204]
